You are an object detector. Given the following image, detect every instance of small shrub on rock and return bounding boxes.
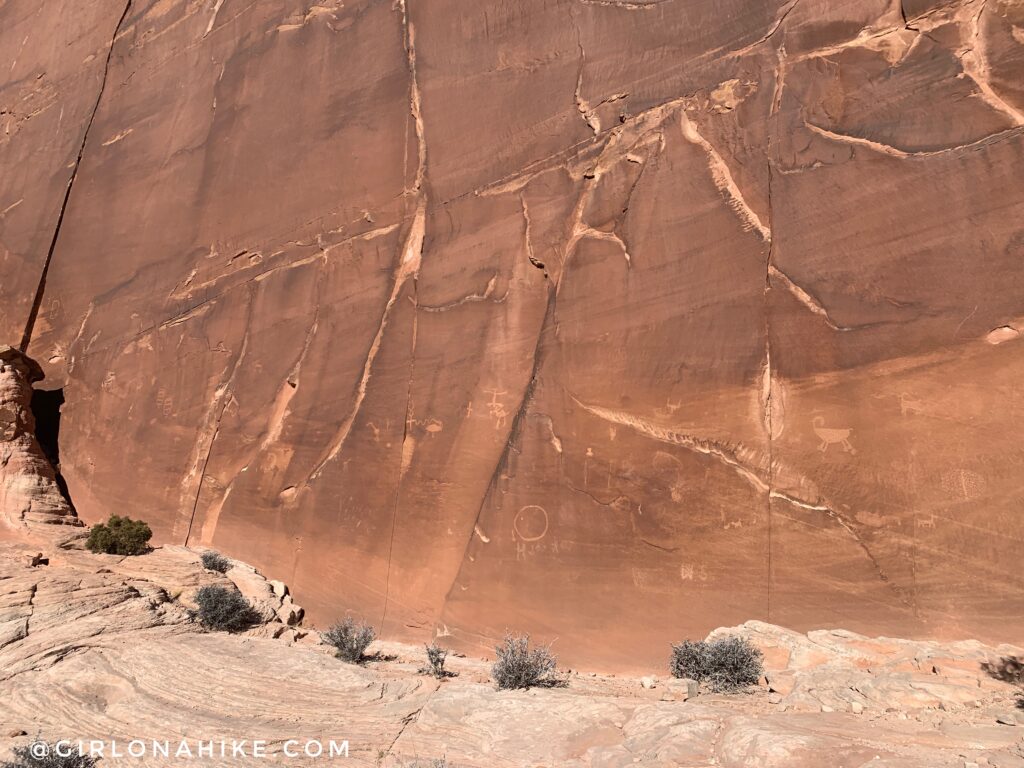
[670,635,764,692]
[420,643,454,679]
[982,655,1024,684]
[200,550,231,573]
[194,585,257,632]
[1,741,98,768]
[85,515,152,556]
[491,634,565,690]
[324,617,376,663]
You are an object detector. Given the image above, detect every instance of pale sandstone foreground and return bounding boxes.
[0,532,1022,768]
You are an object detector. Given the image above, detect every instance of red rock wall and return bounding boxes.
[2,0,1023,669]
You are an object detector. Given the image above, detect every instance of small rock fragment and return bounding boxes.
[664,677,698,700]
[640,676,656,689]
[269,579,289,599]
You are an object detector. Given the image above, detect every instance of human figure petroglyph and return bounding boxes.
[654,398,682,418]
[680,562,709,582]
[900,393,925,416]
[484,389,508,430]
[812,416,856,454]
[156,387,173,418]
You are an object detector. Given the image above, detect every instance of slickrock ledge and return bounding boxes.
[0,531,1021,767]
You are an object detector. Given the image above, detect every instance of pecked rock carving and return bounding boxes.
[1,0,1023,668]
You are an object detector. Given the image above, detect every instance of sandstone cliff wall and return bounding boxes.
[1,0,1022,667]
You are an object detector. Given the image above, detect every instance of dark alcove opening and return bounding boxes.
[31,387,76,512]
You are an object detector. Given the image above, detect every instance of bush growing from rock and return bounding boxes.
[982,655,1024,684]
[421,643,453,679]
[200,550,231,573]
[85,515,152,556]
[324,617,376,663]
[1,741,98,768]
[194,585,257,632]
[491,634,565,690]
[670,635,764,692]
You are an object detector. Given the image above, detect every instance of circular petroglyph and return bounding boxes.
[513,504,549,542]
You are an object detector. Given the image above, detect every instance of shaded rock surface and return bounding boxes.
[0,347,78,528]
[0,537,1022,767]
[1,0,1023,667]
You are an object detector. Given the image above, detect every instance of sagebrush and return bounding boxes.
[491,634,565,690]
[669,635,764,691]
[982,655,1024,684]
[0,742,98,768]
[324,617,376,663]
[194,585,257,632]
[421,643,453,679]
[200,550,231,573]
[85,515,152,556]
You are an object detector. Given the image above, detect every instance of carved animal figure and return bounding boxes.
[899,393,925,416]
[812,416,856,454]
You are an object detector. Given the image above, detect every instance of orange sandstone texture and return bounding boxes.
[1,0,1023,669]
[0,347,79,528]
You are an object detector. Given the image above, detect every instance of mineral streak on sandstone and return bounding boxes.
[1,0,1023,669]
[0,347,79,528]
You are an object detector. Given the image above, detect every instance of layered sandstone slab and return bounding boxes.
[0,539,1022,767]
[1,0,1023,667]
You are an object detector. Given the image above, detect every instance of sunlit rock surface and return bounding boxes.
[0,535,1022,767]
[1,0,1023,667]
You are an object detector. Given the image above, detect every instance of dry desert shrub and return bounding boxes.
[200,550,231,573]
[669,636,764,692]
[194,585,258,632]
[982,655,1024,684]
[491,634,566,690]
[421,643,454,679]
[324,617,376,663]
[1,741,98,768]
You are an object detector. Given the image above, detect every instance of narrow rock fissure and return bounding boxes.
[764,147,775,622]
[20,0,134,353]
[380,0,427,634]
[30,387,75,512]
[380,276,420,635]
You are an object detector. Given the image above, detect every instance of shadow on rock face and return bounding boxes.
[30,386,76,512]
